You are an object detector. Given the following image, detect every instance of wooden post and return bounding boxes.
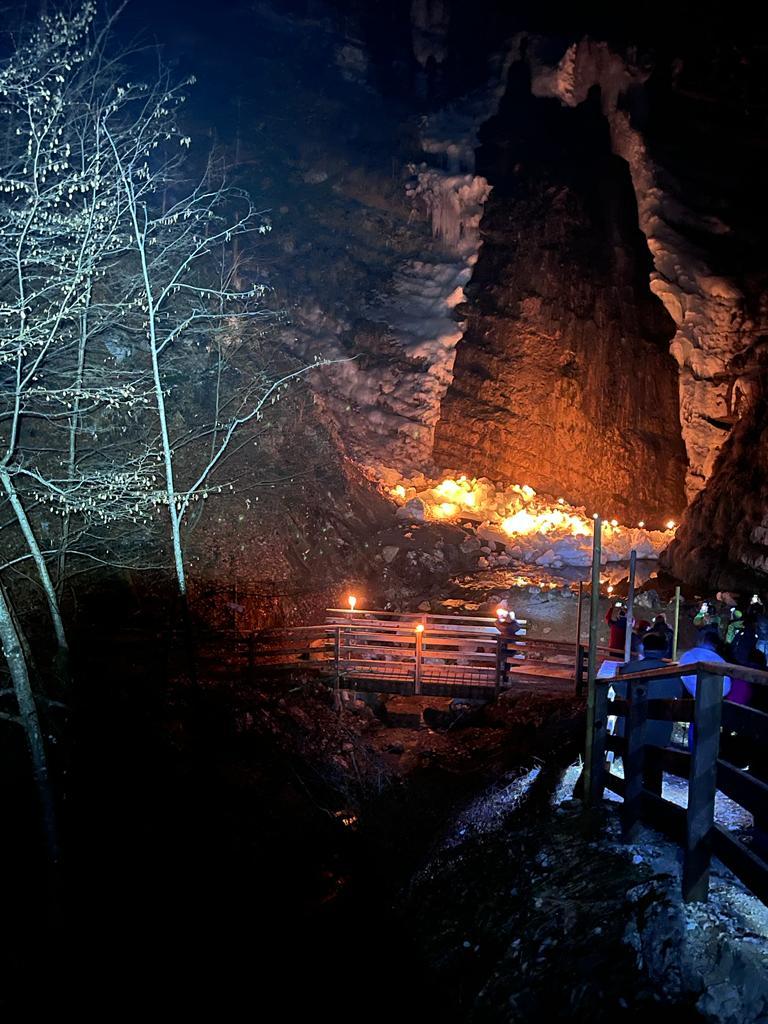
[495,631,504,694]
[574,580,584,684]
[672,585,681,660]
[575,579,584,642]
[622,677,648,841]
[624,549,637,664]
[575,643,585,696]
[586,680,609,805]
[333,627,341,710]
[682,670,723,902]
[583,516,603,807]
[414,625,423,696]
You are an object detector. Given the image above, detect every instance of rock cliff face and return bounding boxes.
[525,37,768,502]
[433,63,687,523]
[163,0,768,586]
[663,386,768,591]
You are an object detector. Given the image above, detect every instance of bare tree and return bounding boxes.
[98,79,329,596]
[0,2,330,854]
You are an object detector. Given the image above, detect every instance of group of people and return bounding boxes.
[689,595,768,705]
[602,591,768,752]
[605,604,674,659]
[603,607,726,752]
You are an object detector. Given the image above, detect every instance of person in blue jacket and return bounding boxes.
[678,629,731,698]
[613,633,682,748]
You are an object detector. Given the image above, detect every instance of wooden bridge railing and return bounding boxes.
[585,659,768,905]
[242,609,591,694]
[574,642,622,696]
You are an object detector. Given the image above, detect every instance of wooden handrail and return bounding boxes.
[595,663,768,907]
[326,608,528,625]
[597,659,768,687]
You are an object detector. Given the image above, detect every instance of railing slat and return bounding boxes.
[722,701,768,744]
[712,826,768,905]
[610,697,695,722]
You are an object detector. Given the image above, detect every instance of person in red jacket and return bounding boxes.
[605,603,627,653]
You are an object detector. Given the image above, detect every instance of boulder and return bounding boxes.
[478,523,510,547]
[395,498,426,523]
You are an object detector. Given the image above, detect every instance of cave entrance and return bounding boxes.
[433,62,688,524]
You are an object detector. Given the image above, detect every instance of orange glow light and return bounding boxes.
[348,594,357,611]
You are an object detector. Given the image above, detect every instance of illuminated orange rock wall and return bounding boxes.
[433,72,688,524]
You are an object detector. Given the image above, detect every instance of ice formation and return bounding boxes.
[377,468,675,566]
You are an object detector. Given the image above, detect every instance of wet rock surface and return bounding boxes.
[402,774,768,1023]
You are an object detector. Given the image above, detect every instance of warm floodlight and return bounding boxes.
[348,594,357,611]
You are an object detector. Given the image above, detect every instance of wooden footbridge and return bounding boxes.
[247,608,604,699]
[225,599,768,908]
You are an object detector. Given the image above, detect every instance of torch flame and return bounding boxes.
[348,594,357,612]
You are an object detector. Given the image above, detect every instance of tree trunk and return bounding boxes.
[129,206,187,598]
[0,468,69,659]
[0,582,59,863]
[57,278,91,592]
